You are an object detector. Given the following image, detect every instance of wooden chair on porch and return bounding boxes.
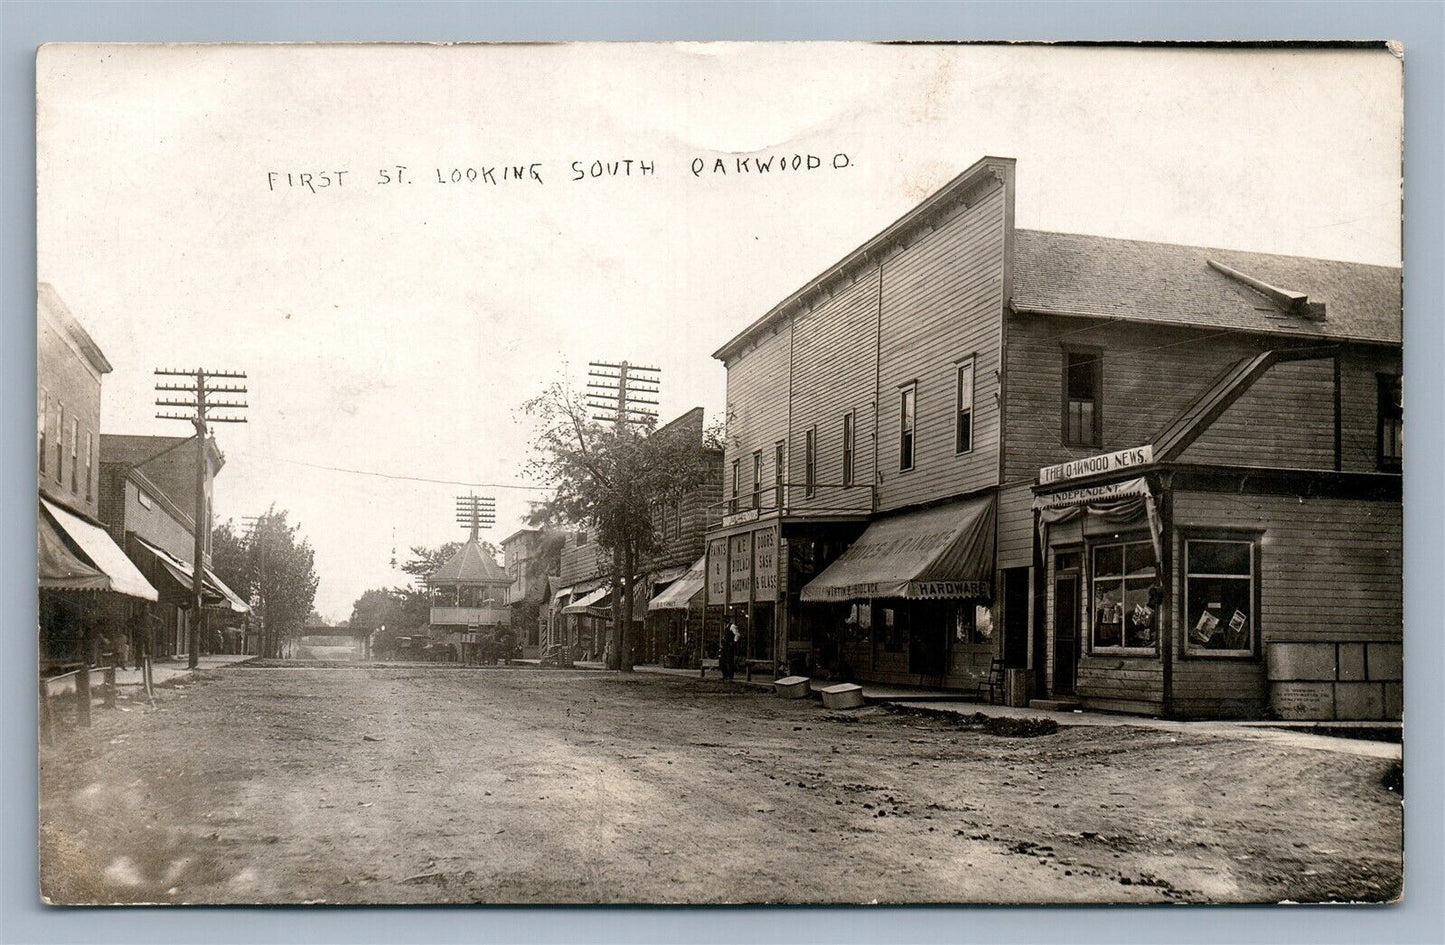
[977,658,1005,705]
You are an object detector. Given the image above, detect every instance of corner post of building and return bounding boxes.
[1158,469,1175,718]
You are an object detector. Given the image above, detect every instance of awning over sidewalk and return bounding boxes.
[132,536,244,610]
[38,511,109,591]
[563,584,612,614]
[649,555,706,611]
[203,566,252,614]
[39,498,158,601]
[799,494,996,602]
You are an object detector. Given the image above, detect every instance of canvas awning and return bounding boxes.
[563,584,612,614]
[650,565,689,586]
[39,498,158,601]
[648,555,706,611]
[132,536,239,610]
[1032,476,1162,564]
[799,494,996,602]
[38,511,110,591]
[204,566,252,614]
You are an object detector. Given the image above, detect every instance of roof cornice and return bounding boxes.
[711,156,1016,363]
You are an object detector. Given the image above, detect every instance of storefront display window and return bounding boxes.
[1185,538,1256,656]
[1090,538,1158,650]
[880,605,904,652]
[842,602,871,644]
[952,603,994,646]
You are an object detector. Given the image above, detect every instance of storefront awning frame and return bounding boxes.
[40,498,158,601]
[799,494,997,603]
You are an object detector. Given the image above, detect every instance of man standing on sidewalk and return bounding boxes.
[720,620,739,681]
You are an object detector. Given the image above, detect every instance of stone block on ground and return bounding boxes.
[820,683,865,710]
[774,676,811,699]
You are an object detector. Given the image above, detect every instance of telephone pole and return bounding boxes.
[586,361,660,429]
[455,493,496,539]
[241,513,267,658]
[156,368,247,669]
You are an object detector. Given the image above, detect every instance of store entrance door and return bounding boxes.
[1053,572,1080,695]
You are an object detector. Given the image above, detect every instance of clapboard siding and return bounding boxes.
[1339,347,1403,473]
[1004,314,1277,480]
[1172,491,1402,643]
[789,270,880,506]
[1075,656,1164,713]
[723,325,792,502]
[1169,660,1266,718]
[996,480,1035,569]
[1006,313,1401,480]
[877,183,1005,511]
[1180,359,1335,467]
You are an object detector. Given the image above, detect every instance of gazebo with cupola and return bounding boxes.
[427,495,511,662]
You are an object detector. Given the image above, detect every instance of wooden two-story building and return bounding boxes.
[706,156,1401,720]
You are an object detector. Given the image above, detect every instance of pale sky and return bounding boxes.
[36,43,1402,620]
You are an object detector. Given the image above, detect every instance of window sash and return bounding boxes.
[842,411,855,487]
[1377,374,1402,470]
[1064,351,1102,447]
[773,441,785,492]
[1184,538,1256,655]
[956,358,975,454]
[899,386,916,471]
[1089,539,1157,651]
[55,404,65,484]
[38,388,47,476]
[751,451,762,508]
[804,427,817,497]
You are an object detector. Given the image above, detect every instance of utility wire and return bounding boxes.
[229,453,553,491]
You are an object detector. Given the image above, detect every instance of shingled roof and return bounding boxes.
[429,538,510,586]
[1012,230,1401,345]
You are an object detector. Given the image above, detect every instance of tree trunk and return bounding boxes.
[619,541,636,672]
[607,548,623,670]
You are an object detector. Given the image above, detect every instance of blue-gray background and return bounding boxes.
[1,3,1440,944]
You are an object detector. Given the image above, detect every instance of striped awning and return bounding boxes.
[563,584,611,614]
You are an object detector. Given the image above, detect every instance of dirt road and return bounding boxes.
[39,664,1402,905]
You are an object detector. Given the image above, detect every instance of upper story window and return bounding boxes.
[1064,349,1102,448]
[37,387,48,477]
[1377,373,1402,472]
[804,426,817,497]
[751,450,762,509]
[54,403,65,484]
[899,384,916,471]
[1090,538,1157,651]
[672,499,683,539]
[842,411,855,487]
[956,357,975,454]
[1184,536,1258,656]
[577,528,588,546]
[730,458,741,512]
[68,416,79,492]
[85,430,94,501]
[774,440,785,503]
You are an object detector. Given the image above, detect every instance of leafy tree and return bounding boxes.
[212,505,320,658]
[349,587,407,657]
[524,381,719,671]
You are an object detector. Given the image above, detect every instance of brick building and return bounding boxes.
[37,284,158,667]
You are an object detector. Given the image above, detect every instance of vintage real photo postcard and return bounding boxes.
[35,41,1403,905]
